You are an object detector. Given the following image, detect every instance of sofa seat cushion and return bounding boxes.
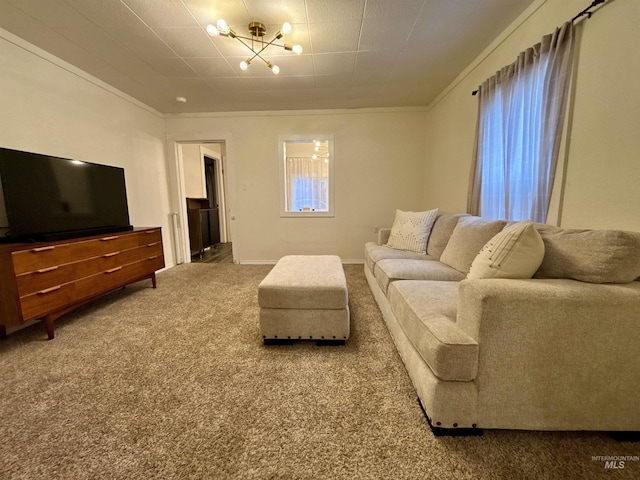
[364,242,433,273]
[375,259,465,294]
[533,225,640,284]
[388,280,479,381]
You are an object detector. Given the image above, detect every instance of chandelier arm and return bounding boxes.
[233,36,258,52]
[260,36,285,50]
[234,34,259,42]
[252,51,271,66]
[234,35,285,52]
[248,37,281,58]
[234,35,285,64]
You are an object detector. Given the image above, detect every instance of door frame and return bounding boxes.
[165,132,236,264]
[200,145,228,243]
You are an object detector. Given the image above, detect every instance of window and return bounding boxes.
[468,23,574,223]
[279,135,335,217]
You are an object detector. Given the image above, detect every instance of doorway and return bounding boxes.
[192,153,232,263]
[166,135,235,266]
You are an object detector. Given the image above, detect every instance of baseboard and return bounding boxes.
[239,259,365,265]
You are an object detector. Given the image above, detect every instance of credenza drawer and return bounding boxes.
[19,259,156,321]
[15,242,165,297]
[19,283,78,321]
[141,254,165,273]
[137,229,162,246]
[11,231,151,275]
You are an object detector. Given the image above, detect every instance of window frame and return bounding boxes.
[278,134,335,218]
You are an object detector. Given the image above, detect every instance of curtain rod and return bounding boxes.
[572,0,606,22]
[471,0,607,95]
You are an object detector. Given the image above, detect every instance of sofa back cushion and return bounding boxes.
[439,216,507,274]
[533,225,640,283]
[426,213,468,260]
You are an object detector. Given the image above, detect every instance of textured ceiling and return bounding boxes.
[0,0,536,113]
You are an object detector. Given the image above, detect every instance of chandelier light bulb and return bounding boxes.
[292,44,303,55]
[281,22,292,35]
[216,19,229,34]
[312,154,318,160]
[271,64,280,74]
[206,24,219,36]
[240,60,249,71]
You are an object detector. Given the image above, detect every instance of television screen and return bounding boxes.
[0,147,132,242]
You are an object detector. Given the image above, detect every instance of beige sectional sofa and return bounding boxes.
[364,212,640,435]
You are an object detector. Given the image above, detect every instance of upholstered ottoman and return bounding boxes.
[258,255,350,345]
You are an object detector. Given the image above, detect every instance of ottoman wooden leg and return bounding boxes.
[263,338,295,346]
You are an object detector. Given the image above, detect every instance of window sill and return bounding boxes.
[280,211,334,218]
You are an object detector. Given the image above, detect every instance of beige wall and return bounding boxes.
[0,28,176,266]
[424,0,640,232]
[165,108,428,262]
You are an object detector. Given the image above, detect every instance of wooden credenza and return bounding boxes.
[0,227,164,340]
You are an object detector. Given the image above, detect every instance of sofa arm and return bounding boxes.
[378,228,391,245]
[456,278,640,430]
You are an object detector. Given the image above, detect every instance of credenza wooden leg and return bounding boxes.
[152,273,157,289]
[43,316,55,340]
[0,325,7,340]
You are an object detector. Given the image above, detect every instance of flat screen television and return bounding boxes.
[0,147,132,242]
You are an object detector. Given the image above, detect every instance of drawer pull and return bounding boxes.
[36,266,59,274]
[105,267,123,274]
[38,285,62,295]
[147,255,159,261]
[100,236,119,241]
[102,251,121,258]
[31,246,55,253]
[144,230,158,234]
[146,242,160,247]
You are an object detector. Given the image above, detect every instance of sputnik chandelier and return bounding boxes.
[312,140,329,161]
[206,19,303,74]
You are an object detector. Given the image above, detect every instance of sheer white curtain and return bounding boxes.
[468,22,575,222]
[285,157,329,212]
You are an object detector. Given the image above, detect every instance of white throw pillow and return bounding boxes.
[467,220,545,280]
[386,208,438,254]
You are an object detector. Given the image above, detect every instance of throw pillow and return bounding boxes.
[467,220,545,280]
[439,216,507,274]
[386,208,439,254]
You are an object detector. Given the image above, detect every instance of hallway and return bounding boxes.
[191,243,233,264]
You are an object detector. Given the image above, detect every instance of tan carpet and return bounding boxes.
[0,264,637,479]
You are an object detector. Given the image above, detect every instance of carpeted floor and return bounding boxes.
[0,264,637,479]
